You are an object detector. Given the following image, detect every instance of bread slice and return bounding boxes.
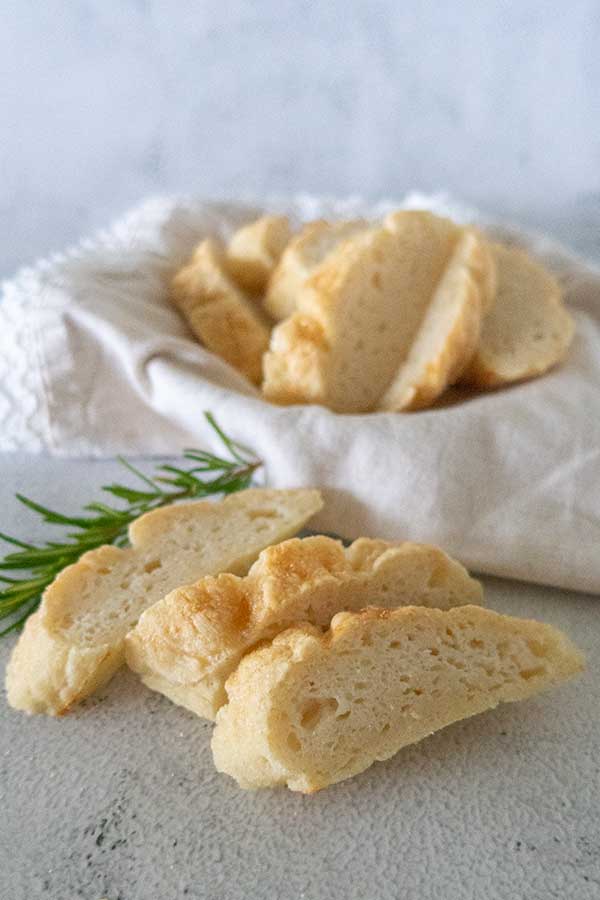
[5,489,322,716]
[212,605,584,792]
[377,228,496,411]
[125,535,483,720]
[171,238,270,384]
[226,215,291,294]
[262,211,492,412]
[263,219,367,321]
[461,243,574,388]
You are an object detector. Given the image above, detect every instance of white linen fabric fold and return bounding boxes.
[1,194,599,594]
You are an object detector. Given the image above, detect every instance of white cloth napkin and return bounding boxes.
[1,194,599,594]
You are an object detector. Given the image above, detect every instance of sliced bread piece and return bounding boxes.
[263,219,367,321]
[377,229,496,411]
[212,605,584,792]
[460,243,574,388]
[171,238,270,384]
[5,489,322,716]
[262,211,491,412]
[125,535,483,720]
[226,215,291,294]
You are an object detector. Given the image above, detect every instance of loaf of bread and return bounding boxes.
[461,243,574,388]
[125,535,483,720]
[5,489,322,715]
[212,605,584,792]
[264,219,367,321]
[262,212,493,412]
[226,215,291,294]
[171,238,270,384]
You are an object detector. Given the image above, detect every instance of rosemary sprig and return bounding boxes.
[0,413,261,637]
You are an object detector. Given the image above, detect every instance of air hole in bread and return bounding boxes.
[519,666,546,681]
[497,640,509,659]
[447,657,465,670]
[300,697,338,730]
[248,509,277,520]
[371,271,382,289]
[287,733,301,752]
[527,640,547,658]
[143,559,162,574]
[469,639,484,650]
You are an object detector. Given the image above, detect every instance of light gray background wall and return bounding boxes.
[2,0,600,277]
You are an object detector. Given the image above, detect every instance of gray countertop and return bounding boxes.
[0,455,599,900]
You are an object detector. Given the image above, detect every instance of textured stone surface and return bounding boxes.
[2,1,600,277]
[0,455,599,899]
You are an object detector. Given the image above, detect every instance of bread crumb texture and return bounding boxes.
[212,604,584,792]
[125,534,482,720]
[461,242,574,387]
[5,489,322,715]
[263,211,495,412]
[170,210,573,410]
